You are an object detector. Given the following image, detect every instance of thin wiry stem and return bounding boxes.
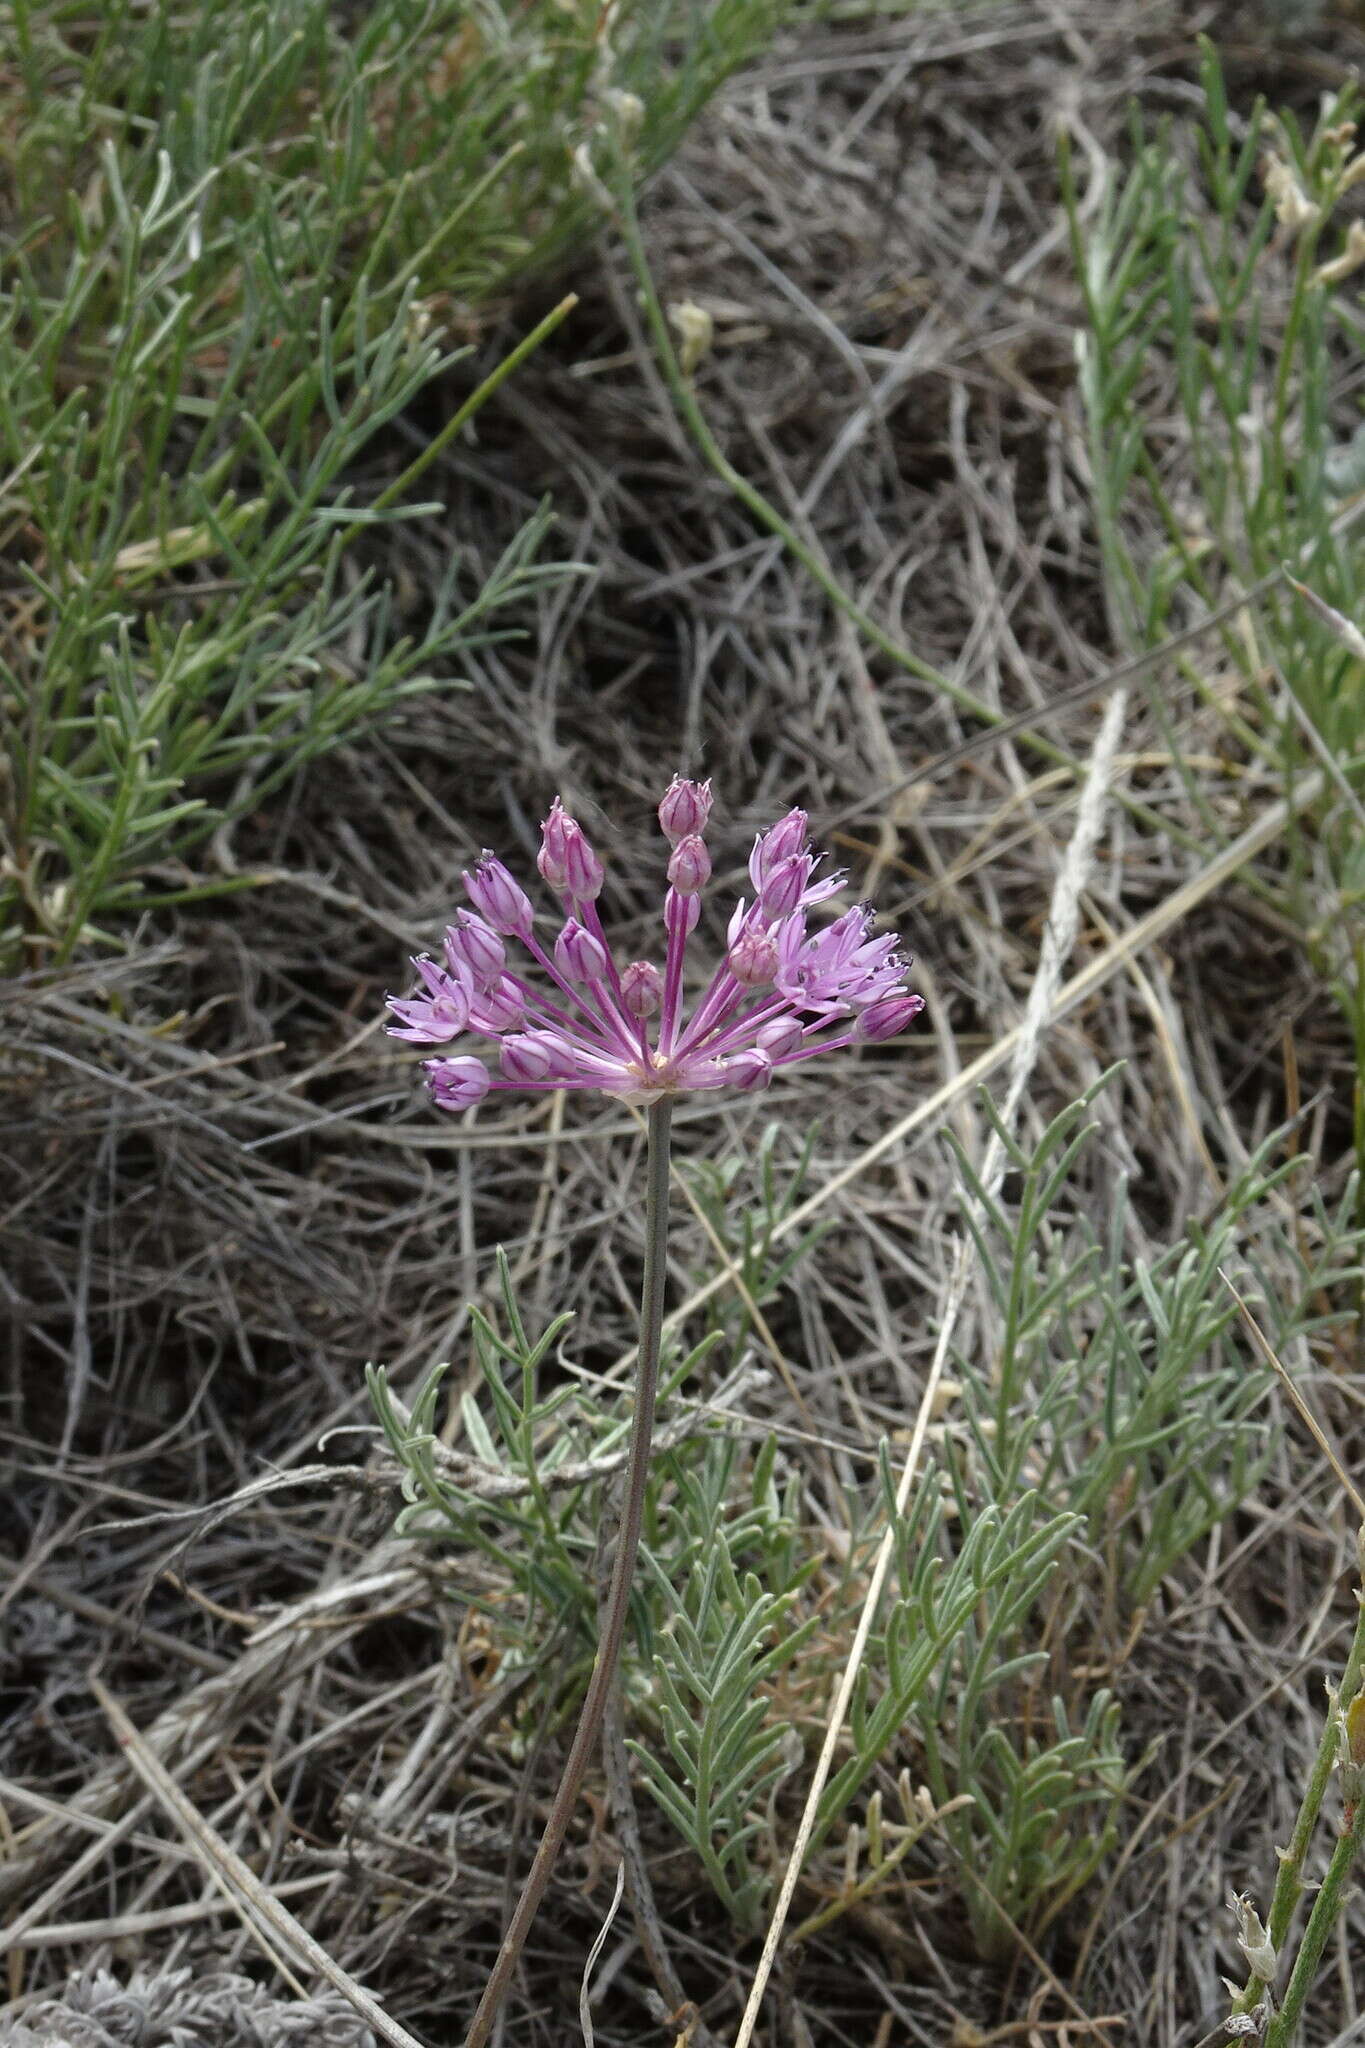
[462,1097,674,2048]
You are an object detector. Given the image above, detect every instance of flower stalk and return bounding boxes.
[1231,1528,1365,2039]
[1263,1789,1365,2048]
[462,1097,674,2048]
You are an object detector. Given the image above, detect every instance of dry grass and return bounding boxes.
[4,2,1365,2044]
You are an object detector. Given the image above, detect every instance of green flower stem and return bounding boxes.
[1234,1535,1365,2019]
[1264,1788,1365,2048]
[462,1096,673,2048]
[372,293,577,517]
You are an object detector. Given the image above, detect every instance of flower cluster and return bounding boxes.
[387,782,924,1109]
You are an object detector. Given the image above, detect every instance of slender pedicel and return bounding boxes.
[460,1098,673,2048]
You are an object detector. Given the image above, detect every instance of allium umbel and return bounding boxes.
[388,784,924,1107]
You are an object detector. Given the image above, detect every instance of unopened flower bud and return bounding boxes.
[760,855,809,918]
[554,918,609,986]
[538,798,605,901]
[667,833,711,896]
[1262,153,1319,233]
[725,1048,773,1091]
[606,89,645,143]
[855,993,926,1041]
[665,887,701,941]
[668,299,714,378]
[425,1056,491,1110]
[445,913,505,991]
[464,855,534,939]
[1314,218,1365,288]
[751,809,808,886]
[622,960,663,1018]
[471,975,526,1033]
[1230,1893,1277,1985]
[728,926,779,987]
[657,776,713,844]
[500,1031,566,1085]
[757,1016,804,1060]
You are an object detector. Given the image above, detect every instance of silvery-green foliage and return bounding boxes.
[0,134,571,963]
[370,1082,1363,1956]
[827,1459,1099,1957]
[916,1480,1137,1959]
[630,1436,820,1930]
[1064,47,1365,1001]
[1,0,789,964]
[947,1076,1364,1605]
[815,1469,1075,1832]
[2,1964,374,2048]
[908,1075,1363,1953]
[682,1121,829,1367]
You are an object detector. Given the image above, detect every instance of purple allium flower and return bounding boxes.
[750,808,809,884]
[500,1031,565,1085]
[469,975,526,1034]
[386,787,923,1108]
[386,955,473,1043]
[725,1047,774,1092]
[756,1015,805,1060]
[855,994,927,1041]
[426,1055,492,1109]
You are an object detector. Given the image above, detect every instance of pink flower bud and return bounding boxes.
[728,926,779,987]
[750,809,808,887]
[854,993,925,1041]
[725,1048,773,1091]
[538,798,605,901]
[675,1054,729,1091]
[425,1056,491,1110]
[463,856,534,939]
[657,776,713,844]
[757,1016,805,1059]
[444,913,505,991]
[469,975,525,1033]
[622,960,663,1018]
[554,918,609,986]
[537,798,572,886]
[760,855,809,918]
[667,834,711,896]
[665,888,701,942]
[500,1030,570,1084]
